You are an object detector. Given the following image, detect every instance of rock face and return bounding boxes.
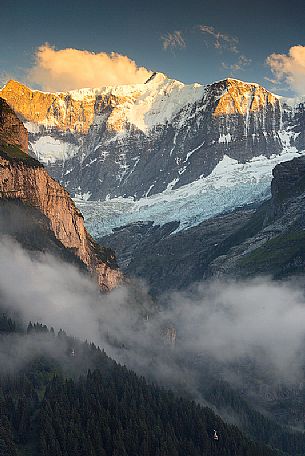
[271,157,305,206]
[0,199,89,270]
[99,210,255,295]
[0,151,122,290]
[0,98,28,152]
[0,80,96,133]
[0,99,122,290]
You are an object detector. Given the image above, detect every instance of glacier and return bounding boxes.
[75,148,305,238]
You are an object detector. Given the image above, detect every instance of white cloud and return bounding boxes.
[198,25,239,53]
[222,55,252,72]
[161,31,186,51]
[266,45,305,95]
[27,44,152,91]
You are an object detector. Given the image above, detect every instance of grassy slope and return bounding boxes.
[238,230,305,277]
[0,142,42,167]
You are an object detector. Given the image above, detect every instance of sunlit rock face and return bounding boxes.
[0,99,122,291]
[0,152,123,290]
[0,79,96,133]
[1,74,305,240]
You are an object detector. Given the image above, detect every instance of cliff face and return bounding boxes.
[205,156,305,279]
[0,154,122,290]
[271,157,305,205]
[212,78,279,116]
[0,98,122,291]
[0,98,28,152]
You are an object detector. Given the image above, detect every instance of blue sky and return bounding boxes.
[1,0,304,94]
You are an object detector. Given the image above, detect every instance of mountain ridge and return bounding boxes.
[1,75,305,241]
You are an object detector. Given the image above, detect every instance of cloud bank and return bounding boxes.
[27,44,152,91]
[165,279,305,382]
[2,234,305,385]
[266,45,305,95]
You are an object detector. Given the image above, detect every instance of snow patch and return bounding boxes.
[74,191,92,202]
[30,136,79,164]
[24,122,40,134]
[219,133,232,143]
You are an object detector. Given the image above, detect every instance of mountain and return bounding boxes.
[0,97,122,291]
[98,154,305,294]
[208,155,305,278]
[1,75,305,240]
[2,75,305,290]
[2,77,305,456]
[98,211,254,295]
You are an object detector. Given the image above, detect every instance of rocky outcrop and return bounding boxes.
[0,152,122,290]
[271,156,305,205]
[0,98,28,152]
[206,156,305,279]
[0,99,122,290]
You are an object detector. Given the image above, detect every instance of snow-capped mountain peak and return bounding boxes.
[1,76,305,238]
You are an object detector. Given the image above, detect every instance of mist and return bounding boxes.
[1,234,305,391]
[163,279,305,382]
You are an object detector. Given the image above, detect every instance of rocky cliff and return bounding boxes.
[206,156,305,279]
[0,98,122,290]
[0,98,28,153]
[271,156,305,207]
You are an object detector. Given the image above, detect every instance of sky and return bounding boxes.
[0,0,305,95]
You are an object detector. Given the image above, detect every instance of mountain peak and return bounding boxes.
[2,79,43,94]
[145,71,168,84]
[209,77,279,117]
[209,77,266,91]
[1,79,23,90]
